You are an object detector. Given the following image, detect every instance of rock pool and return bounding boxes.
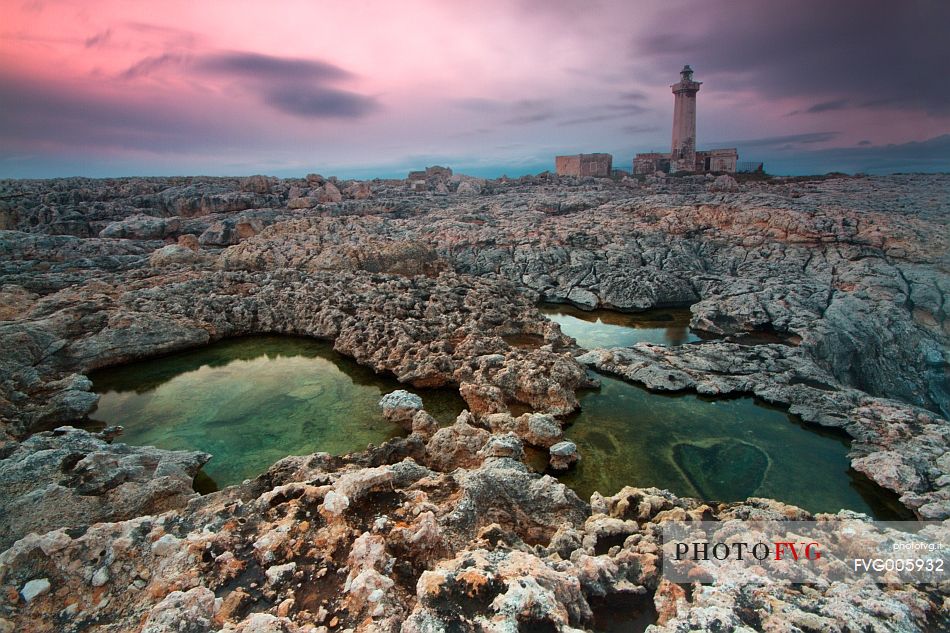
[88,336,467,489]
[90,336,906,519]
[540,303,701,349]
[553,373,909,519]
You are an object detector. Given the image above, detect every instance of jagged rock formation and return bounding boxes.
[0,172,947,630]
[0,426,209,550]
[578,343,950,520]
[2,431,946,632]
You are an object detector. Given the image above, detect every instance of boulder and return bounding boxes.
[99,214,180,240]
[549,441,579,471]
[379,390,424,427]
[709,174,739,192]
[455,180,481,196]
[287,196,316,209]
[319,182,343,203]
[240,175,274,194]
[0,426,209,549]
[149,244,199,266]
[344,181,373,200]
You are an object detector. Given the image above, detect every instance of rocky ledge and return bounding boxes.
[0,172,947,630]
[2,422,947,632]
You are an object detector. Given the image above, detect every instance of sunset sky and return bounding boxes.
[2,0,948,178]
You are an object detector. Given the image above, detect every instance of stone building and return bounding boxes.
[554,153,613,177]
[634,66,737,175]
[407,165,453,191]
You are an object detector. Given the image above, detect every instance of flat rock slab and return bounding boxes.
[0,426,209,549]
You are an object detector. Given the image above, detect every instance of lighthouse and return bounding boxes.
[633,66,739,176]
[670,64,702,172]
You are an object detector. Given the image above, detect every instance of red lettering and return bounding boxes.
[774,541,799,561]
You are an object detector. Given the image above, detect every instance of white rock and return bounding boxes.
[151,533,182,556]
[91,567,110,587]
[265,562,297,586]
[322,490,350,515]
[21,578,50,602]
[149,244,199,267]
[378,390,423,424]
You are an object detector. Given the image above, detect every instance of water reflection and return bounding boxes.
[540,303,700,349]
[554,373,910,519]
[89,336,466,488]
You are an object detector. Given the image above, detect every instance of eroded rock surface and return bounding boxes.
[0,426,209,550]
[1,449,945,632]
[0,172,947,630]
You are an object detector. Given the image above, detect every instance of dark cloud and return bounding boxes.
[558,99,646,126]
[637,1,950,115]
[763,134,950,175]
[618,91,647,102]
[805,99,850,114]
[265,85,377,119]
[503,112,554,125]
[116,50,377,120]
[621,124,660,135]
[715,131,839,149]
[455,98,555,125]
[119,53,187,80]
[858,140,872,146]
[559,112,628,126]
[0,72,234,152]
[604,103,647,114]
[787,99,852,116]
[453,97,501,112]
[194,51,376,119]
[119,51,352,83]
[195,52,352,82]
[84,29,111,48]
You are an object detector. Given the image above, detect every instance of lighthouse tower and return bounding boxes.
[670,65,702,172]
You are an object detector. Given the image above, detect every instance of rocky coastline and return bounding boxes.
[0,172,947,631]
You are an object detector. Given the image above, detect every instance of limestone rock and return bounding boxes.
[708,174,739,192]
[100,214,180,240]
[141,587,216,633]
[410,410,440,437]
[425,415,490,471]
[549,440,579,471]
[149,243,199,266]
[319,181,343,203]
[177,234,200,251]
[344,181,372,200]
[378,390,424,427]
[455,180,481,196]
[478,433,525,460]
[0,173,948,632]
[0,426,209,549]
[20,578,51,603]
[287,196,316,209]
[240,175,274,194]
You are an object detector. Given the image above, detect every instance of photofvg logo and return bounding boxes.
[660,520,948,585]
[673,539,821,563]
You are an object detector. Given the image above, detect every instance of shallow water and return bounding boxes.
[555,374,908,519]
[540,303,701,349]
[88,336,466,489]
[89,336,905,518]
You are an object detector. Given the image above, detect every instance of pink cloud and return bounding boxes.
[1,0,948,177]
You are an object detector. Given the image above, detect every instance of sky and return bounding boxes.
[1,0,949,179]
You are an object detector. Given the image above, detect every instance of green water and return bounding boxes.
[89,336,904,518]
[555,374,908,519]
[540,303,701,349]
[88,336,466,489]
